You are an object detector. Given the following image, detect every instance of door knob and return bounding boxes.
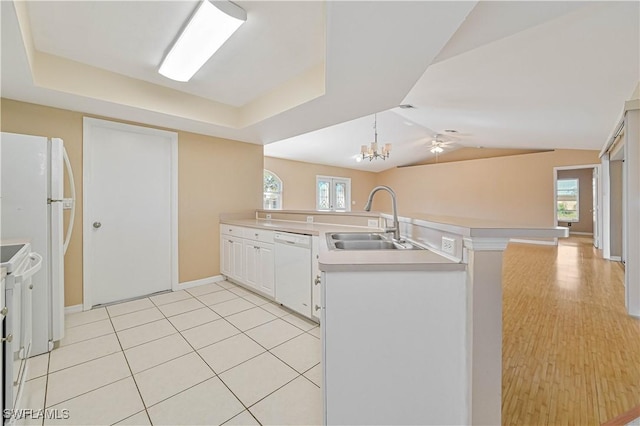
[93,222,102,229]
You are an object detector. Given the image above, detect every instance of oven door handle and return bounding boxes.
[15,252,43,285]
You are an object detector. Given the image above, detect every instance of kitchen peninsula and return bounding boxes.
[219,209,568,425]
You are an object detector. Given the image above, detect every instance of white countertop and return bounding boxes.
[220,218,465,272]
[395,213,569,239]
[221,212,568,272]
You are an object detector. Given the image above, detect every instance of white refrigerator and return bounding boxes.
[1,132,75,355]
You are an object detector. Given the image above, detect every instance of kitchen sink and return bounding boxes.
[326,233,424,250]
[334,240,397,250]
[330,233,384,241]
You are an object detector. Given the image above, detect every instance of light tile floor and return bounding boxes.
[18,281,322,426]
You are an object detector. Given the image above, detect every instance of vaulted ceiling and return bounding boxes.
[2,1,639,172]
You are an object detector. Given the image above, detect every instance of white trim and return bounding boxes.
[82,117,179,309]
[64,304,84,314]
[602,154,611,259]
[569,232,593,236]
[609,256,622,262]
[177,275,226,290]
[509,238,558,246]
[463,237,509,251]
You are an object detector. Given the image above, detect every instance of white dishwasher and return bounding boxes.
[274,232,312,318]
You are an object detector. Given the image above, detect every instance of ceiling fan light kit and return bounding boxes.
[360,114,392,161]
[159,0,247,82]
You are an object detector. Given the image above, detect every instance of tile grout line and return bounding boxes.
[150,300,262,426]
[166,282,316,424]
[56,281,320,425]
[105,300,154,426]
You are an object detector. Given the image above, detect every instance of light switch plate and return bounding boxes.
[306,216,314,223]
[367,219,378,228]
[63,198,74,210]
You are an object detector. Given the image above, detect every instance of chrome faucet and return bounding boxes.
[364,185,401,241]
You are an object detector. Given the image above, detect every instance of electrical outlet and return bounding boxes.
[266,213,272,220]
[442,237,456,255]
[367,219,378,228]
[306,216,314,223]
[63,198,74,210]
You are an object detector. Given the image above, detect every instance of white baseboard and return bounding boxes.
[608,256,622,261]
[570,232,594,236]
[64,304,83,314]
[510,238,558,246]
[177,275,225,290]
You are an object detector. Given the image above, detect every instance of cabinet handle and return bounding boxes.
[228,240,233,243]
[0,306,7,316]
[2,333,13,343]
[255,233,259,237]
[314,276,321,286]
[315,305,321,311]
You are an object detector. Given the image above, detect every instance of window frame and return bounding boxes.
[316,175,351,212]
[263,169,283,210]
[556,178,580,222]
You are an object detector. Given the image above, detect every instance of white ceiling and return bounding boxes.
[27,1,325,107]
[2,1,639,173]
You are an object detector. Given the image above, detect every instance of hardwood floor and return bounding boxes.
[502,237,640,425]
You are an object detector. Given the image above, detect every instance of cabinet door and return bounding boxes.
[220,237,233,277]
[244,242,259,290]
[231,238,244,281]
[258,243,275,297]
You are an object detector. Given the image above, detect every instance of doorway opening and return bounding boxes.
[553,164,601,249]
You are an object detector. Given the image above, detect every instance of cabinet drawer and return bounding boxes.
[220,224,243,237]
[243,228,274,243]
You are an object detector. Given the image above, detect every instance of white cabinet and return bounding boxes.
[257,241,275,296]
[221,225,274,298]
[322,269,468,425]
[220,223,318,321]
[243,240,275,297]
[220,233,244,282]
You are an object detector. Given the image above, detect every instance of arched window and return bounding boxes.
[263,170,283,210]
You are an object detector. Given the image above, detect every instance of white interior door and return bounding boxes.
[83,118,178,308]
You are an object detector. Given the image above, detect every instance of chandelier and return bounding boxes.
[360,114,391,161]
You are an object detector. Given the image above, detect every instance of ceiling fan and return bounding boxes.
[429,134,455,154]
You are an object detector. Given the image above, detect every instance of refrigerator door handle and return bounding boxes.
[62,146,76,255]
[14,252,43,284]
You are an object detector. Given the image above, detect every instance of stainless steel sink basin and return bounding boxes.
[330,233,384,241]
[326,232,424,250]
[334,240,397,250]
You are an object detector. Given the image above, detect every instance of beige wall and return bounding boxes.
[374,150,600,227]
[264,156,377,210]
[1,98,262,306]
[557,168,594,233]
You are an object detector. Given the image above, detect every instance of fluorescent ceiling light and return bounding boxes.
[159,0,246,82]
